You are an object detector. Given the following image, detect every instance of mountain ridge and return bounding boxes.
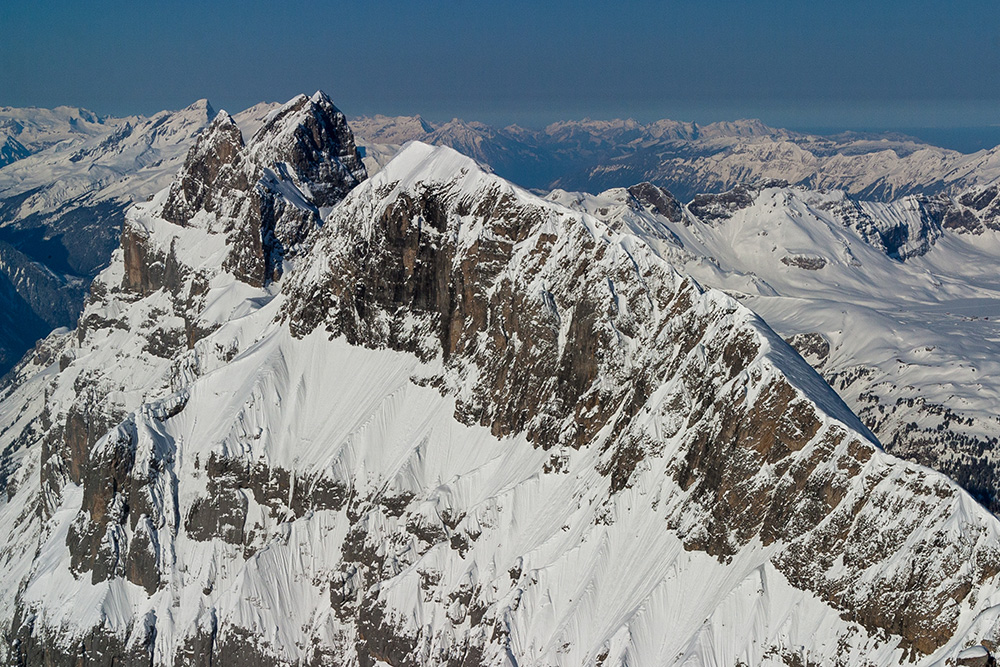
[2,92,1000,664]
[549,178,1000,514]
[351,113,1000,203]
[3,100,999,377]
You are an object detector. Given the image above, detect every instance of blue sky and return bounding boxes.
[2,0,999,131]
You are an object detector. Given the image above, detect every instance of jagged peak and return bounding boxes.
[151,92,367,287]
[250,91,333,146]
[159,109,247,226]
[207,109,237,129]
[249,91,341,146]
[178,109,245,164]
[242,92,366,207]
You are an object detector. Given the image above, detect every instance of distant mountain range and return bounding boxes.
[351,114,1000,201]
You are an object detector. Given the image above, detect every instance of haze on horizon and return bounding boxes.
[3,0,999,144]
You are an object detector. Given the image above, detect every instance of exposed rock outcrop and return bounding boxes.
[626,181,685,222]
[958,645,997,667]
[156,93,365,288]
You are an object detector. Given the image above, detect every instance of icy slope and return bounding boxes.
[3,129,1000,666]
[549,181,1000,512]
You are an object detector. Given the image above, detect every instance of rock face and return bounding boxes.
[248,91,367,208]
[284,146,1000,661]
[0,136,29,169]
[161,112,251,226]
[2,120,1000,667]
[687,184,760,222]
[784,332,830,369]
[159,92,365,287]
[626,182,685,222]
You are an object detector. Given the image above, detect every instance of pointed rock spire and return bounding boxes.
[149,92,367,289]
[161,111,249,226]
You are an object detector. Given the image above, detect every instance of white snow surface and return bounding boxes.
[0,101,214,219]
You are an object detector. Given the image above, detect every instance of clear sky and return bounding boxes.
[3,0,999,132]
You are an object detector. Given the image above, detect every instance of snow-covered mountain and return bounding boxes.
[4,103,997,379]
[0,101,213,373]
[2,93,1000,666]
[0,100,282,375]
[0,105,110,159]
[549,180,1000,513]
[351,114,1000,202]
[0,100,218,227]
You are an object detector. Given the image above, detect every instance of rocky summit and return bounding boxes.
[1,93,1000,667]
